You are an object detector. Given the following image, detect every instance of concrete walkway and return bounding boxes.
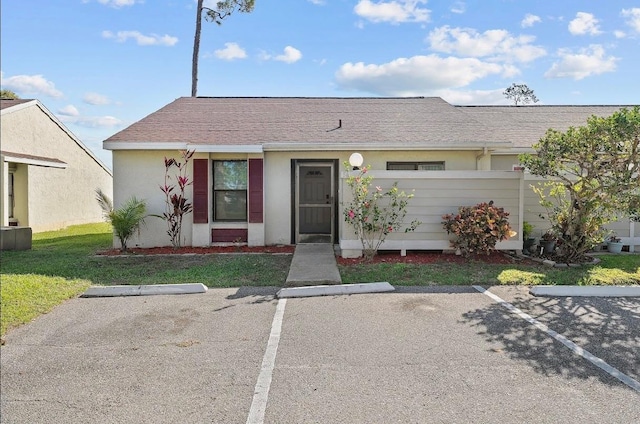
[285,243,342,287]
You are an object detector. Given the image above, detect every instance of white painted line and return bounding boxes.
[277,282,394,298]
[473,286,640,393]
[82,283,207,297]
[246,298,287,424]
[531,285,640,297]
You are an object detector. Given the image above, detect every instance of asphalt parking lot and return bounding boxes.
[1,286,639,423]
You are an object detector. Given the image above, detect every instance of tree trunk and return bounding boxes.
[191,0,203,97]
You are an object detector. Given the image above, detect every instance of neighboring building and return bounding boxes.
[103,97,639,256]
[1,99,113,232]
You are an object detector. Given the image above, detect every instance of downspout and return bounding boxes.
[476,147,489,170]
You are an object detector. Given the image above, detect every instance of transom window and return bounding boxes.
[213,160,247,221]
[387,161,445,171]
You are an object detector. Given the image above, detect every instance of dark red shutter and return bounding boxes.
[192,159,209,224]
[249,158,264,223]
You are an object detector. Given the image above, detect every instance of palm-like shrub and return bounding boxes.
[96,189,147,252]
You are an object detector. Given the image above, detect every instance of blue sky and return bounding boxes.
[2,0,640,169]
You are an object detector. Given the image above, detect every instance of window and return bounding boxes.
[387,161,445,171]
[8,172,14,218]
[213,160,247,221]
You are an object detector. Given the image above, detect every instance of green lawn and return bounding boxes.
[1,223,638,338]
[339,254,640,286]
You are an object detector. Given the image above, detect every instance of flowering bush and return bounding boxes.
[442,201,513,255]
[160,150,195,248]
[343,164,421,261]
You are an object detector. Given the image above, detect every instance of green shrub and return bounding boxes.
[442,201,514,255]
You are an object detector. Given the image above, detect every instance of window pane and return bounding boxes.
[214,161,247,190]
[214,190,247,221]
[418,162,445,170]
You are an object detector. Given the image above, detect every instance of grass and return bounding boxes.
[1,223,638,337]
[339,254,640,286]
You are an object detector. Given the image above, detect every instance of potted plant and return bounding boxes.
[606,233,624,254]
[540,230,557,254]
[522,221,536,254]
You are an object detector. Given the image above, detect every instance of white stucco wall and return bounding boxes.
[0,102,113,232]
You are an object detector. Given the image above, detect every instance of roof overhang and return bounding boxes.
[263,141,512,151]
[104,141,512,153]
[1,151,68,169]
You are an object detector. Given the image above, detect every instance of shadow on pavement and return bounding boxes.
[461,292,640,391]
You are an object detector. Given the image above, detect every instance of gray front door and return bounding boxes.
[296,163,334,243]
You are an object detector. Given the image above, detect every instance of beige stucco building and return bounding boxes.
[103,97,639,256]
[1,99,113,232]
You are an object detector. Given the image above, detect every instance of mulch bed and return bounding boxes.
[97,245,537,266]
[335,250,536,265]
[96,245,296,256]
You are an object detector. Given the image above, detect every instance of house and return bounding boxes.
[103,97,639,256]
[1,99,113,233]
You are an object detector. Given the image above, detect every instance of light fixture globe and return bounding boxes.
[349,152,364,170]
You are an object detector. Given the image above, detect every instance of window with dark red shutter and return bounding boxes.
[248,159,264,223]
[192,159,209,223]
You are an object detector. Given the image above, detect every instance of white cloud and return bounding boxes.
[545,45,617,80]
[334,55,506,96]
[102,30,178,46]
[621,8,640,33]
[614,30,627,38]
[58,105,79,117]
[568,12,602,36]
[436,88,509,105]
[307,0,326,5]
[215,42,247,60]
[354,0,430,24]
[58,114,123,129]
[521,14,541,28]
[0,72,63,98]
[96,0,141,7]
[275,46,302,63]
[83,92,110,105]
[450,2,465,14]
[427,26,546,63]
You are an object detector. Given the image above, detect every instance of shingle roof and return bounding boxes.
[0,98,34,110]
[457,105,634,148]
[104,97,637,151]
[104,97,503,149]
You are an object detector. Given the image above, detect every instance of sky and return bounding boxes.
[2,0,640,170]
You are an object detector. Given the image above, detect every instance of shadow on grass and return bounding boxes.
[461,291,640,391]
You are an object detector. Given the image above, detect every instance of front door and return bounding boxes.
[296,162,334,243]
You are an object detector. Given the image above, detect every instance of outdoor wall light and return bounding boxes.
[349,152,364,170]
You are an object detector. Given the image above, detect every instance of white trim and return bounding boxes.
[1,154,67,169]
[0,100,38,115]
[341,170,523,180]
[263,142,512,152]
[103,141,263,154]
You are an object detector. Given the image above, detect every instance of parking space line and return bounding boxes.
[473,286,640,393]
[246,298,287,424]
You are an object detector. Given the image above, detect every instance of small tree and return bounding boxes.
[343,164,420,261]
[503,83,539,106]
[96,189,147,252]
[160,150,195,248]
[0,89,19,99]
[520,106,640,262]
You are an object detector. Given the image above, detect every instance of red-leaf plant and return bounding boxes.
[442,200,513,256]
[160,150,195,248]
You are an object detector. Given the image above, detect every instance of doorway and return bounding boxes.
[295,161,335,243]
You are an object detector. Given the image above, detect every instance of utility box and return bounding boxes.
[0,227,33,251]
